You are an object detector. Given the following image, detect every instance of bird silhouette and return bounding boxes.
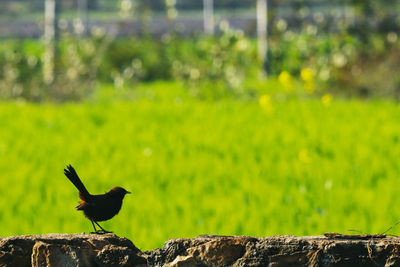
[64,164,130,234]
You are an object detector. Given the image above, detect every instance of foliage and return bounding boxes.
[268,20,400,98]
[1,83,400,250]
[0,30,259,101]
[0,25,399,101]
[166,30,259,99]
[0,33,109,101]
[100,26,259,99]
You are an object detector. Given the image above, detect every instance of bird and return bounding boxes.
[63,164,130,234]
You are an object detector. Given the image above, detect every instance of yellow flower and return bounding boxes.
[259,94,274,114]
[278,71,293,91]
[300,68,315,94]
[300,68,314,83]
[321,94,333,107]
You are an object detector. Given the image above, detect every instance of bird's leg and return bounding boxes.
[90,220,100,234]
[94,221,113,234]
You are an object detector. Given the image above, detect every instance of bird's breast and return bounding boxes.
[81,195,123,222]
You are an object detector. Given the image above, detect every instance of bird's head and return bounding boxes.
[110,187,131,200]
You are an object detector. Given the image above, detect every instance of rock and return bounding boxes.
[0,233,146,267]
[145,235,400,266]
[0,237,33,266]
[32,241,87,267]
[3,234,400,266]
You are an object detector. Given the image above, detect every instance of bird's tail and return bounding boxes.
[64,165,91,201]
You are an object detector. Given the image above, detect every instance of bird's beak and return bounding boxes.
[126,191,131,194]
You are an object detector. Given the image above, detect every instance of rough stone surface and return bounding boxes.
[144,235,400,267]
[2,234,400,266]
[0,233,146,267]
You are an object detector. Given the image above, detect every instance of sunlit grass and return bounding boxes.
[1,84,400,250]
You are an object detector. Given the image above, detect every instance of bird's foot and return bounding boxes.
[91,230,113,235]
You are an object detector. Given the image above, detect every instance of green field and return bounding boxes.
[1,83,400,251]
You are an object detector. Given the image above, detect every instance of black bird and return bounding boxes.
[64,164,130,234]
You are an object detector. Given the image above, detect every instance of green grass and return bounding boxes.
[1,83,400,251]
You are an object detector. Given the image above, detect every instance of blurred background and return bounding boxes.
[0,0,399,250]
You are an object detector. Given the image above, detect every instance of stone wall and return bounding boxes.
[1,233,400,266]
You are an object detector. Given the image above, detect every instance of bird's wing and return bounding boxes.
[76,200,89,210]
